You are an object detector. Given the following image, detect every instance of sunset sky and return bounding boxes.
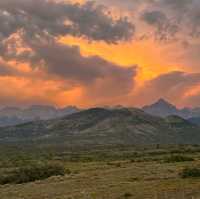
[1,0,200,108]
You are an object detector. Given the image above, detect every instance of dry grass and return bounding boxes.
[1,157,200,199]
[1,146,200,199]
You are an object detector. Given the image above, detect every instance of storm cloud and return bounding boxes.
[140,10,178,41]
[0,0,200,107]
[21,37,137,94]
[0,0,137,104]
[0,0,135,43]
[139,71,200,106]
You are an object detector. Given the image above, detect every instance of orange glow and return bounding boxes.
[184,85,200,98]
[59,36,182,84]
[0,1,199,108]
[0,34,195,108]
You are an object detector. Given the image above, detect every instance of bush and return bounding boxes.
[180,167,200,178]
[164,155,194,163]
[0,163,66,184]
[123,192,133,198]
[107,162,121,167]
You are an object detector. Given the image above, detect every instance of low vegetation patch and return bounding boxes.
[180,167,200,178]
[164,155,194,163]
[0,163,66,185]
[123,192,133,198]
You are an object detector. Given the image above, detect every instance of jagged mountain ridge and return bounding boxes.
[1,99,200,128]
[142,98,200,119]
[0,105,80,127]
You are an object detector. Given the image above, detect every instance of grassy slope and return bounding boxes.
[1,147,200,199]
[1,108,200,147]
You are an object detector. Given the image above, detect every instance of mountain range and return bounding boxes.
[0,105,80,127]
[1,99,200,128]
[1,107,200,148]
[0,99,200,148]
[143,98,200,120]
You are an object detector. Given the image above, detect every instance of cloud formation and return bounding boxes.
[136,71,200,107]
[0,0,200,107]
[0,0,135,43]
[0,0,138,106]
[140,10,178,41]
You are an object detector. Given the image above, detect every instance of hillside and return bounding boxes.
[0,108,200,148]
[188,117,200,125]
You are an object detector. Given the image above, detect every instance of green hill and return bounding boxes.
[0,108,200,148]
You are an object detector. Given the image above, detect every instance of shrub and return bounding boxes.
[180,167,200,178]
[180,168,200,178]
[107,162,121,167]
[164,155,194,163]
[123,192,133,198]
[0,163,66,184]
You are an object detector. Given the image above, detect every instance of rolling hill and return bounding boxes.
[0,107,200,148]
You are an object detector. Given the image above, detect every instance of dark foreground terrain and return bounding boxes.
[1,145,200,199]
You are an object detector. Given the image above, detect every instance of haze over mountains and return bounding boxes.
[0,99,200,147]
[0,105,79,127]
[1,99,200,127]
[143,98,200,120]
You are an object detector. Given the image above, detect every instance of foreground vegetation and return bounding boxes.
[0,163,65,185]
[1,145,200,199]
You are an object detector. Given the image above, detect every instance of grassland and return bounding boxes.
[1,145,200,199]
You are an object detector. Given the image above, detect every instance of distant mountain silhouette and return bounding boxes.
[143,98,200,119]
[1,99,200,127]
[188,117,200,126]
[143,99,178,117]
[0,105,80,127]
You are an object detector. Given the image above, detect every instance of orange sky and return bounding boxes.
[0,0,200,108]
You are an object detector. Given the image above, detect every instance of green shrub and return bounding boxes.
[0,163,66,184]
[123,192,133,198]
[164,155,194,163]
[180,167,200,178]
[107,162,121,167]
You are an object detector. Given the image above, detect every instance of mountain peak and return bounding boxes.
[157,98,169,104]
[143,98,178,117]
[154,98,176,108]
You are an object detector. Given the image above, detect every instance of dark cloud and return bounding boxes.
[97,0,150,11]
[0,30,137,99]
[0,0,135,43]
[158,0,200,38]
[97,0,200,42]
[139,71,200,105]
[0,0,137,100]
[25,38,137,98]
[148,71,200,92]
[159,0,191,10]
[1,0,200,107]
[140,10,178,41]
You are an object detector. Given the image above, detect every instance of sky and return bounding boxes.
[0,0,200,108]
